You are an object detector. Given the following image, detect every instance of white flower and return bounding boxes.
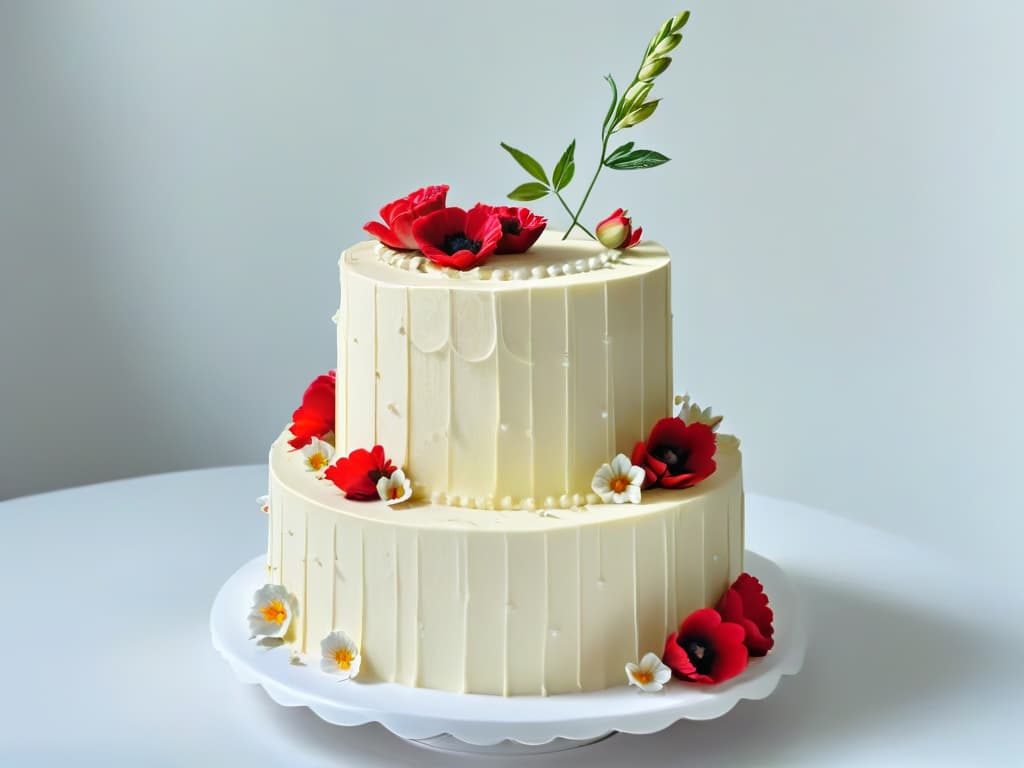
[625,652,672,692]
[591,453,644,504]
[256,494,269,514]
[248,584,298,639]
[377,468,412,505]
[300,437,334,476]
[675,394,724,432]
[320,630,361,680]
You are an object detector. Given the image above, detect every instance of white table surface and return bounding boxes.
[1,466,1021,767]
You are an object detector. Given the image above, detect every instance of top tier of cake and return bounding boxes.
[335,231,673,507]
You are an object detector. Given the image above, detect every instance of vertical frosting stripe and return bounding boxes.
[543,528,581,693]
[450,291,499,499]
[635,515,669,663]
[375,285,410,468]
[675,501,706,621]
[577,525,604,690]
[280,496,308,651]
[463,533,506,695]
[495,291,534,499]
[606,276,644,456]
[360,525,398,681]
[704,489,731,605]
[641,270,670,432]
[570,282,611,491]
[417,530,463,691]
[335,258,348,453]
[304,508,335,654]
[407,289,451,497]
[344,272,378,452]
[530,287,569,497]
[334,521,363,645]
[505,534,546,695]
[395,529,419,686]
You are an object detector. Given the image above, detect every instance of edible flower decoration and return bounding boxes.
[288,371,336,450]
[662,607,748,685]
[596,208,642,250]
[625,652,672,692]
[484,205,548,254]
[412,204,503,270]
[363,184,449,250]
[591,453,645,504]
[675,394,723,432]
[324,445,397,501]
[377,468,412,505]
[256,494,269,514]
[500,10,691,240]
[716,573,775,656]
[320,630,361,680]
[299,436,334,477]
[632,416,717,490]
[248,584,298,639]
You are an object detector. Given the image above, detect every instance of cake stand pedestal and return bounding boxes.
[211,551,805,756]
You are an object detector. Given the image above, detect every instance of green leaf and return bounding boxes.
[507,182,550,201]
[500,142,548,185]
[552,140,576,191]
[605,141,636,164]
[604,148,671,170]
[601,74,619,137]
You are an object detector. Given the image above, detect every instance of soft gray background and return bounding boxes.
[2,1,1021,563]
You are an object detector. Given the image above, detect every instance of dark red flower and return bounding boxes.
[482,205,548,254]
[324,445,397,501]
[411,204,503,270]
[631,418,717,490]
[287,371,336,449]
[662,608,749,684]
[596,208,642,249]
[363,185,450,250]
[716,573,775,657]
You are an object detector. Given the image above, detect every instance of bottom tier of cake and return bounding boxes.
[266,435,744,695]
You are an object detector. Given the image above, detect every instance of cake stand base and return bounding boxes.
[211,550,805,755]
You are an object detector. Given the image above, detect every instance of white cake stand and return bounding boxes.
[211,551,805,756]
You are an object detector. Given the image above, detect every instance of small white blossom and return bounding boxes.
[377,469,412,505]
[625,652,672,692]
[300,437,335,476]
[248,584,298,639]
[320,630,361,680]
[591,453,644,504]
[676,394,724,431]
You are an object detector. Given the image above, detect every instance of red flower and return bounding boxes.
[716,573,775,657]
[411,204,503,269]
[595,208,642,250]
[363,185,450,250]
[662,608,749,684]
[482,205,548,254]
[324,445,396,501]
[631,418,717,490]
[287,371,336,450]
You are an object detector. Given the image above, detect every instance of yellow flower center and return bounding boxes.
[308,452,328,471]
[260,599,287,625]
[611,476,629,494]
[389,485,401,499]
[633,669,654,685]
[334,648,355,670]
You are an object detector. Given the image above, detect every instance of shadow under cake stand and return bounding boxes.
[211,551,805,756]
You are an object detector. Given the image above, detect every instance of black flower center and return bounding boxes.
[500,217,521,236]
[442,232,482,255]
[653,445,690,474]
[678,634,715,675]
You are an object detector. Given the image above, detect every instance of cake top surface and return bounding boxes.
[341,231,670,290]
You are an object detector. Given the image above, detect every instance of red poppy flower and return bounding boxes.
[482,205,548,254]
[411,204,503,270]
[324,445,397,501]
[716,573,775,656]
[363,185,450,250]
[662,608,749,684]
[631,418,717,490]
[287,371,336,449]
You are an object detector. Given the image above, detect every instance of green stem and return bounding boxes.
[562,132,611,240]
[555,190,596,239]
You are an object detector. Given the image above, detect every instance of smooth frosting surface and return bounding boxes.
[267,434,744,695]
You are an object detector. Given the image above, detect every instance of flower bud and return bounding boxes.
[595,208,643,250]
[621,80,653,112]
[615,99,660,130]
[671,10,690,33]
[638,57,671,81]
[653,34,682,57]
